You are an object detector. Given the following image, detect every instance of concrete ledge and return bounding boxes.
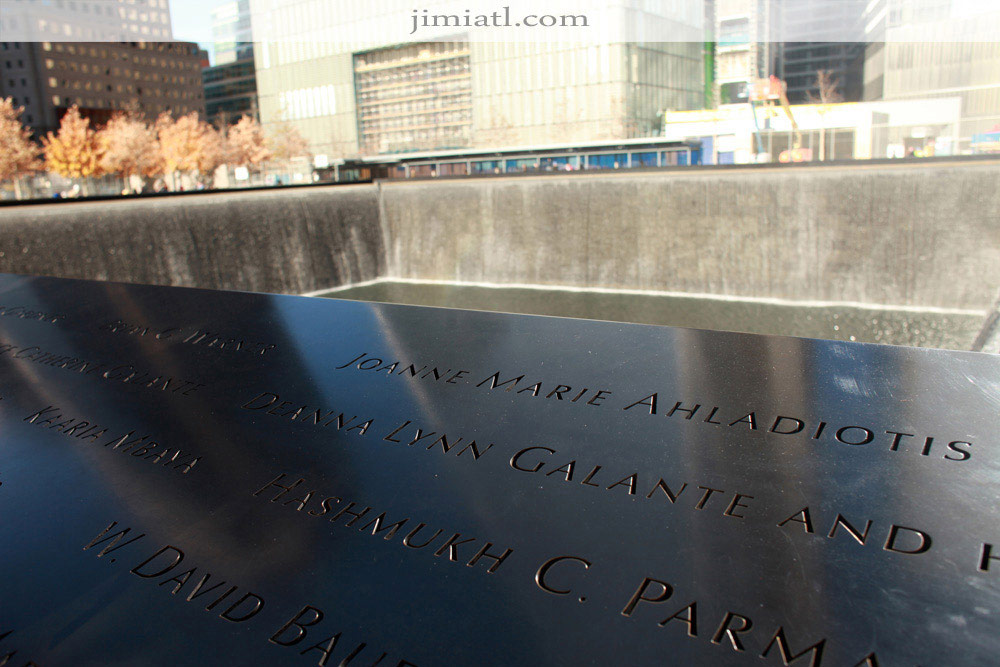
[0,184,383,294]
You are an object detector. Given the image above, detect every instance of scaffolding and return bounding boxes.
[353,41,473,155]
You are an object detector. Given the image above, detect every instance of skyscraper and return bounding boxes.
[203,0,259,126]
[0,0,174,43]
[213,0,254,65]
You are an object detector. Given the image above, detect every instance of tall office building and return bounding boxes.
[203,0,259,126]
[711,0,782,105]
[0,0,174,42]
[248,0,707,158]
[1,41,206,135]
[212,0,254,65]
[863,0,1000,141]
[0,0,205,135]
[778,0,867,103]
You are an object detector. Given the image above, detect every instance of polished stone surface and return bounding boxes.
[0,273,997,666]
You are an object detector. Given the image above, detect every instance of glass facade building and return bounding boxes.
[778,0,867,103]
[212,0,254,65]
[248,0,707,158]
[203,0,258,125]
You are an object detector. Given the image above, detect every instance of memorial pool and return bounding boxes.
[317,280,985,351]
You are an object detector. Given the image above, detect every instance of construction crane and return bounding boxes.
[749,76,809,162]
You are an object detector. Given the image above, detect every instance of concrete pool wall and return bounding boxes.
[1,160,998,310]
[0,185,384,294]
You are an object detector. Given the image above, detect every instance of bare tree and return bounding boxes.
[807,70,843,161]
[268,123,310,163]
[807,70,843,105]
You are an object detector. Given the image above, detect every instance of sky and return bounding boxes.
[169,0,217,58]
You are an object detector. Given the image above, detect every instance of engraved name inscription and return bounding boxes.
[254,473,514,575]
[0,341,206,397]
[241,392,496,463]
[0,304,65,324]
[100,320,276,355]
[25,406,200,474]
[332,350,979,464]
[82,521,417,666]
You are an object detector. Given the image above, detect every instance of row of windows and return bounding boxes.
[356,77,470,104]
[47,77,201,99]
[43,42,201,66]
[358,94,471,119]
[356,60,470,89]
[50,90,202,107]
[206,98,255,116]
[44,60,195,85]
[34,19,171,39]
[202,61,255,85]
[360,108,473,133]
[204,80,257,99]
[50,0,168,15]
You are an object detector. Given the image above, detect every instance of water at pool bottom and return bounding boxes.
[316,281,986,352]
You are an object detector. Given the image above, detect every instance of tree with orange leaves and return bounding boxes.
[98,111,161,193]
[42,105,103,193]
[227,115,271,169]
[156,111,225,189]
[0,97,41,199]
[192,123,227,184]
